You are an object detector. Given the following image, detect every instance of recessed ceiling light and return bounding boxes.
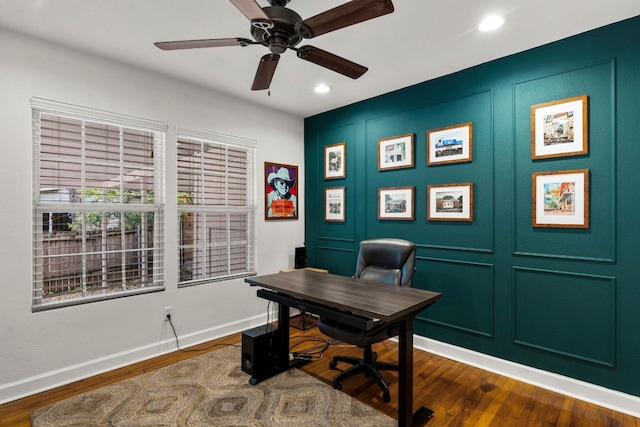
[314,84,332,94]
[478,15,504,32]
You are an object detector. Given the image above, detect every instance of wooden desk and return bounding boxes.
[245,269,442,427]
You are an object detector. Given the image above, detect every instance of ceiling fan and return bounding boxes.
[154,0,394,91]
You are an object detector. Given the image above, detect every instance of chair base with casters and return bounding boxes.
[320,313,402,403]
[329,345,397,402]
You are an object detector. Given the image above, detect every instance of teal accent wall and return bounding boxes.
[303,16,640,397]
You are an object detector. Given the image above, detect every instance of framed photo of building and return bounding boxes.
[378,133,414,170]
[427,122,472,165]
[324,142,346,180]
[324,186,345,222]
[427,182,473,221]
[532,169,589,228]
[265,162,298,220]
[531,95,588,160]
[378,186,414,220]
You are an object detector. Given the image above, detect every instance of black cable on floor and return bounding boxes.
[289,336,331,360]
[167,315,240,352]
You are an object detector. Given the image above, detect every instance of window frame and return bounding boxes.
[31,98,167,312]
[176,127,257,287]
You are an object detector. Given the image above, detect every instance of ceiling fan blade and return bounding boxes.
[154,38,251,50]
[296,45,367,79]
[251,54,280,90]
[298,0,394,38]
[229,0,269,21]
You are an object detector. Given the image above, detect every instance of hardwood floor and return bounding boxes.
[1,323,638,427]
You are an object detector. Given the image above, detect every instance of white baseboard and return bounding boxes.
[0,315,268,405]
[413,336,640,418]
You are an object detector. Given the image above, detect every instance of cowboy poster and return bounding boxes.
[265,162,298,220]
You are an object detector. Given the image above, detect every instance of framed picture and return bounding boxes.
[324,142,346,180]
[532,169,589,228]
[265,162,298,220]
[427,122,473,165]
[378,186,414,220]
[378,133,414,170]
[531,95,588,160]
[324,187,345,222]
[427,182,473,222]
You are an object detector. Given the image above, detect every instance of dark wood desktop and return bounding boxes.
[245,269,442,427]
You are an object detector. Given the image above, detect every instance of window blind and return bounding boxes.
[176,128,256,286]
[31,99,166,311]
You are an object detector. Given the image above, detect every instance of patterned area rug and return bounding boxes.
[31,345,396,426]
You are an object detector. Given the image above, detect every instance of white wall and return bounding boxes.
[0,28,305,403]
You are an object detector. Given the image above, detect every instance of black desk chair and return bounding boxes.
[319,238,417,402]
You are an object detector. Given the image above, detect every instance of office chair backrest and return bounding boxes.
[354,238,416,287]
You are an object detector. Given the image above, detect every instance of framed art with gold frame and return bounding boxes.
[531,95,588,160]
[324,142,346,180]
[324,186,345,222]
[427,122,473,165]
[532,169,589,228]
[378,186,414,220]
[378,133,414,171]
[427,182,473,222]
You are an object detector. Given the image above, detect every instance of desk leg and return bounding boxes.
[398,318,433,427]
[277,303,291,370]
[398,318,412,426]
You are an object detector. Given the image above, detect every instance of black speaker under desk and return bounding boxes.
[241,324,284,384]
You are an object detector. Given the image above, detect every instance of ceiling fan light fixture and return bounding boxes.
[314,84,332,94]
[478,15,505,32]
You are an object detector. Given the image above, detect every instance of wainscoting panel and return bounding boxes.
[513,267,616,367]
[316,246,356,277]
[316,123,357,243]
[363,90,494,253]
[416,257,494,337]
[512,60,616,262]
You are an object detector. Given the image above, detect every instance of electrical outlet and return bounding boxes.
[164,306,173,321]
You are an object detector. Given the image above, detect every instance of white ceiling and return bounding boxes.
[1,0,639,118]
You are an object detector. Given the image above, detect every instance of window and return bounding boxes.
[32,99,166,311]
[177,128,256,286]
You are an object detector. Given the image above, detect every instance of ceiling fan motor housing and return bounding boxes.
[267,0,290,5]
[251,6,303,54]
